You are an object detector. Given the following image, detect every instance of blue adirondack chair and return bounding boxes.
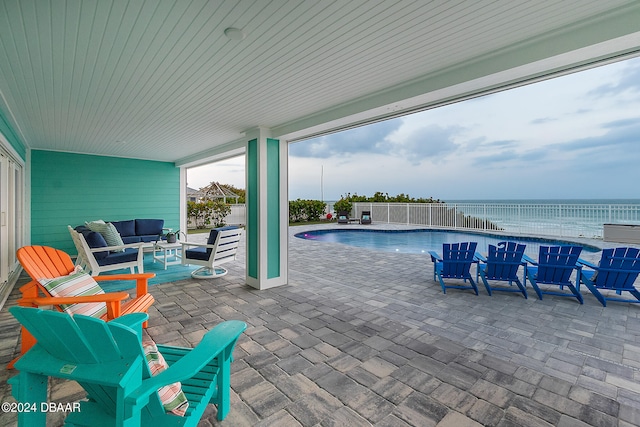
[525,245,583,303]
[8,306,246,426]
[429,242,479,295]
[476,241,527,298]
[579,247,640,306]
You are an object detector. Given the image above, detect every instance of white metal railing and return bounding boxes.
[351,202,640,239]
[188,202,640,239]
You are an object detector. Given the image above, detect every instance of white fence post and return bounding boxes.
[483,204,487,231]
[558,204,563,237]
[454,204,457,229]
[518,204,521,235]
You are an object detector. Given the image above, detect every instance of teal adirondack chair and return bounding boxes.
[526,245,583,303]
[429,242,479,295]
[579,247,640,306]
[476,241,528,298]
[8,306,246,426]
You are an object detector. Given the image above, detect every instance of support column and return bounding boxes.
[245,127,288,290]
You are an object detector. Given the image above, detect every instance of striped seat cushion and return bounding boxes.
[38,270,107,318]
[143,341,189,416]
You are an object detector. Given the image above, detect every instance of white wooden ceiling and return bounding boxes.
[0,0,639,165]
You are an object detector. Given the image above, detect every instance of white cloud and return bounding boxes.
[187,156,245,190]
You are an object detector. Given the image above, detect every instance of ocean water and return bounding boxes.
[445,199,640,238]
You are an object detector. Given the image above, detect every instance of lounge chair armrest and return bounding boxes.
[94,273,155,282]
[428,251,441,262]
[109,312,149,331]
[20,292,130,306]
[180,242,217,250]
[90,242,145,253]
[474,252,487,262]
[521,254,537,265]
[126,320,247,406]
[94,273,155,296]
[577,258,598,269]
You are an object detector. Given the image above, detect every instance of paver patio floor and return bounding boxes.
[2,224,640,426]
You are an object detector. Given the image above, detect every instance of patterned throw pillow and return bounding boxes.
[38,270,107,318]
[86,220,125,252]
[142,341,189,416]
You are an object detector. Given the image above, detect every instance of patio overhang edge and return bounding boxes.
[175,139,246,168]
[273,4,640,143]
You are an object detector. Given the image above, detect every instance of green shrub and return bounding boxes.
[289,199,305,222]
[338,191,442,204]
[210,200,231,227]
[289,199,327,222]
[333,198,352,216]
[304,200,326,221]
[187,200,231,228]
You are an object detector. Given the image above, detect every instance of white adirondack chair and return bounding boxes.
[181,227,242,278]
[68,226,145,275]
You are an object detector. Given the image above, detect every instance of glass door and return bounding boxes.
[0,152,7,284]
[0,148,24,300]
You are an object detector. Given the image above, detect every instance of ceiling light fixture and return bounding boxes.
[224,27,246,41]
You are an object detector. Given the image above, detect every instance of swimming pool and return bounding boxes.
[294,229,600,256]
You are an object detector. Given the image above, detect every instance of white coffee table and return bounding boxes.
[152,240,182,269]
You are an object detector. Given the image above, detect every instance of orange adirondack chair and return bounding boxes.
[10,245,155,368]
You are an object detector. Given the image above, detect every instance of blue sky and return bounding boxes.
[188,56,640,201]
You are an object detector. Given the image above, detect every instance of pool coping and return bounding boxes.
[289,222,640,264]
[295,226,601,252]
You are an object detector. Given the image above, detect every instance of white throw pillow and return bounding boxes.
[86,220,125,251]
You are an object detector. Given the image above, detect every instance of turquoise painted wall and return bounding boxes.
[31,150,180,254]
[0,110,26,160]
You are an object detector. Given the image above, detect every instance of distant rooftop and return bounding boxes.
[199,182,240,202]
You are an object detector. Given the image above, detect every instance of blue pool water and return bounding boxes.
[294,229,600,256]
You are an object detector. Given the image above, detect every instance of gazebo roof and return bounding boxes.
[200,182,240,200]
